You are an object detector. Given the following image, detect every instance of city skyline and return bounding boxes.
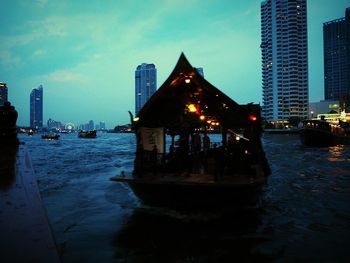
[0,0,349,127]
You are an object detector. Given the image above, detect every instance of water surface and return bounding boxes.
[19,133,350,262]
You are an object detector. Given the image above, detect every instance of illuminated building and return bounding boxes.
[135,63,157,115]
[30,85,43,129]
[309,100,340,119]
[261,0,309,122]
[0,82,8,106]
[323,8,350,102]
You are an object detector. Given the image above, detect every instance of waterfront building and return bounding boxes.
[323,8,350,104]
[308,100,340,119]
[88,120,94,131]
[99,121,106,130]
[135,63,157,115]
[261,0,309,123]
[47,118,64,130]
[0,82,8,106]
[30,85,43,129]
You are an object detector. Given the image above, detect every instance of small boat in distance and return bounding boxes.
[41,134,60,140]
[78,130,97,138]
[299,117,350,147]
[111,53,270,209]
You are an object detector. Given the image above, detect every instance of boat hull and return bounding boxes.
[113,175,266,209]
[299,128,350,147]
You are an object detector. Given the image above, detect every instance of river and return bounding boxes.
[19,132,350,262]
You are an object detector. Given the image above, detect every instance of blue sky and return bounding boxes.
[1,0,349,128]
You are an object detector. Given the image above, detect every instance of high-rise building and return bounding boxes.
[99,121,106,130]
[0,82,8,106]
[88,120,94,131]
[30,85,43,129]
[261,0,309,122]
[195,67,204,77]
[323,8,350,104]
[135,63,157,115]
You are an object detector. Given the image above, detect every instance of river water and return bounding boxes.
[19,132,350,262]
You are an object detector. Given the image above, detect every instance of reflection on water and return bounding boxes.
[17,133,350,262]
[113,207,270,263]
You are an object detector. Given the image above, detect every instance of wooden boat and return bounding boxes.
[111,53,271,209]
[299,119,350,147]
[78,130,97,138]
[41,134,60,140]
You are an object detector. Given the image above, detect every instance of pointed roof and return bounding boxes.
[135,53,254,130]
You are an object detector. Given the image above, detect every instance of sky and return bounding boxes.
[1,0,349,128]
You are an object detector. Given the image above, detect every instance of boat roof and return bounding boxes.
[135,53,258,131]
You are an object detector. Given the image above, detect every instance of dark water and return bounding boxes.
[19,133,350,262]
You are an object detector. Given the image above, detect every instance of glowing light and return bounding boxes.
[200,115,205,120]
[133,117,139,122]
[236,136,240,141]
[249,115,257,121]
[188,104,197,113]
[185,78,191,84]
[207,120,212,124]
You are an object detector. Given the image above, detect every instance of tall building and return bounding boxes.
[261,0,309,123]
[0,82,8,106]
[88,120,94,131]
[195,67,204,77]
[323,8,350,104]
[30,85,43,129]
[135,63,157,115]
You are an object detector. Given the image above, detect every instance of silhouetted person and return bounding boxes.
[134,144,144,177]
[151,144,158,175]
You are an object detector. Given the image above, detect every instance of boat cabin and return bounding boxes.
[131,53,270,179]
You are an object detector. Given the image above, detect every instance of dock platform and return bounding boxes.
[0,144,60,263]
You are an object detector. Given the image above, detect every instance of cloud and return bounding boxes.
[36,0,48,8]
[43,69,87,83]
[32,49,47,58]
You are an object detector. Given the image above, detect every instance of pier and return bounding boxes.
[0,144,60,263]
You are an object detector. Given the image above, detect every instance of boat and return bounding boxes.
[78,130,97,138]
[299,118,350,147]
[41,134,60,140]
[111,53,271,209]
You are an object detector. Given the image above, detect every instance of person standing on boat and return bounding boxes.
[203,132,210,155]
[134,144,145,177]
[151,144,158,175]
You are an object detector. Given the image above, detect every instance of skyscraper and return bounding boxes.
[261,0,309,123]
[323,8,350,104]
[30,85,43,129]
[135,63,157,115]
[195,67,204,77]
[0,82,8,106]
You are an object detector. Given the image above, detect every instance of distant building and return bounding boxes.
[30,85,43,129]
[88,120,94,131]
[135,63,157,115]
[99,121,106,130]
[47,118,64,130]
[323,7,350,104]
[195,67,204,77]
[308,100,340,119]
[0,82,8,106]
[261,0,309,123]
